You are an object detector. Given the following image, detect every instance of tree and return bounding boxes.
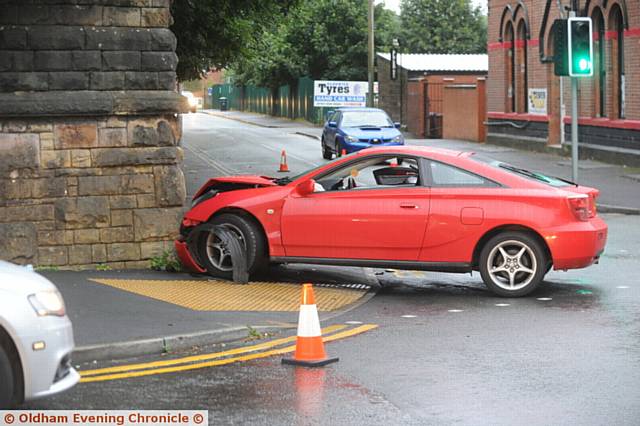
[170,0,298,81]
[230,0,400,89]
[399,0,486,54]
[375,5,402,53]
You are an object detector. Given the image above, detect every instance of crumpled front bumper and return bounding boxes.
[175,239,206,273]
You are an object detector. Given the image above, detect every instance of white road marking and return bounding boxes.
[616,286,630,289]
[345,321,363,325]
[401,315,417,318]
[447,309,464,313]
[495,303,511,307]
[184,145,236,175]
[536,297,553,301]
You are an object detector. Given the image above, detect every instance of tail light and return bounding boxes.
[568,195,596,221]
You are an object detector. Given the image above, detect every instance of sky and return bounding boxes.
[377,0,487,14]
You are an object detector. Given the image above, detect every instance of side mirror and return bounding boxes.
[295,179,316,196]
[394,122,401,129]
[328,121,338,128]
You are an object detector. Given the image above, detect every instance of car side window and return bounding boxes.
[315,156,421,192]
[427,160,498,187]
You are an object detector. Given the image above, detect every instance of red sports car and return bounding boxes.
[176,146,607,297]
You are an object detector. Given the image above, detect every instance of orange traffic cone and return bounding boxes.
[278,149,290,172]
[282,284,339,367]
[341,148,347,156]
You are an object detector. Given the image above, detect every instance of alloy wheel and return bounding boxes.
[205,224,245,272]
[486,240,537,291]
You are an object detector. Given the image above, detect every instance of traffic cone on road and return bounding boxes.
[278,149,290,172]
[282,284,339,367]
[341,148,347,157]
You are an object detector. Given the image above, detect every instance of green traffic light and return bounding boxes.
[568,18,593,77]
[578,58,590,72]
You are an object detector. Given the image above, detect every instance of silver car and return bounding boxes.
[0,260,79,408]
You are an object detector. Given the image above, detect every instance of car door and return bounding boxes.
[280,155,430,261]
[418,159,502,263]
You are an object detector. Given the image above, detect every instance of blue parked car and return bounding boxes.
[321,107,404,159]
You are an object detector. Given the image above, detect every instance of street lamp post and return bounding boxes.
[367,0,375,107]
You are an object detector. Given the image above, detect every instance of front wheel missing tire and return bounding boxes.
[196,213,266,281]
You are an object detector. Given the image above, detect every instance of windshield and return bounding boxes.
[278,158,342,185]
[340,111,393,128]
[470,154,573,187]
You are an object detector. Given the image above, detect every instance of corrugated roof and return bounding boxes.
[377,53,488,72]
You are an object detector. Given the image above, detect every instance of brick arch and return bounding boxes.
[607,3,626,118]
[513,1,531,40]
[584,0,629,29]
[498,4,515,42]
[606,1,626,28]
[515,18,529,113]
[504,20,516,113]
[591,6,607,117]
[499,2,531,114]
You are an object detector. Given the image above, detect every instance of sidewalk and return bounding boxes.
[203,109,317,130]
[44,265,376,363]
[205,109,640,214]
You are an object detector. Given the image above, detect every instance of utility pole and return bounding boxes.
[367,0,375,107]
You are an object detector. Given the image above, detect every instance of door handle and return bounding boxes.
[400,203,419,209]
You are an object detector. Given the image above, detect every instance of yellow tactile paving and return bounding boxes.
[89,279,369,312]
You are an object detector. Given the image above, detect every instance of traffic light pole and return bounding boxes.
[571,77,579,182]
[367,0,374,108]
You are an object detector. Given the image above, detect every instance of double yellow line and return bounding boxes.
[80,324,378,383]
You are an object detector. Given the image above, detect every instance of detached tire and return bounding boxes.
[479,231,547,297]
[197,213,266,280]
[0,342,16,409]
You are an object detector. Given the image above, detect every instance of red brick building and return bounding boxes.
[377,53,488,138]
[487,0,640,166]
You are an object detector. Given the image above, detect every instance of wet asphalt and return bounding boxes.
[22,114,640,425]
[25,213,640,425]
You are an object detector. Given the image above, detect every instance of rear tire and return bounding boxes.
[479,232,547,297]
[197,213,267,280]
[0,342,16,409]
[321,138,332,160]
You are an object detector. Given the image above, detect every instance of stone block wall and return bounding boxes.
[0,0,188,268]
[0,115,185,268]
[0,1,177,93]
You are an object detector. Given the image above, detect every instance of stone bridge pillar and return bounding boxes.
[0,1,188,268]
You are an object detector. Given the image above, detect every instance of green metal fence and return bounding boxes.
[209,77,329,125]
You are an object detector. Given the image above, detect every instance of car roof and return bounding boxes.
[347,146,566,190]
[336,107,384,112]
